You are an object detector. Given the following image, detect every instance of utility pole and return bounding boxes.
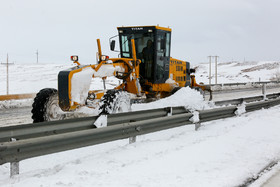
[214,56,219,84]
[36,49,39,63]
[6,53,9,95]
[208,56,212,85]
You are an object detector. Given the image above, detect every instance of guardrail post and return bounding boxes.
[167,107,172,116]
[262,84,267,100]
[189,111,201,130]
[10,138,19,178]
[129,120,137,144]
[129,136,136,144]
[195,123,201,131]
[129,126,141,144]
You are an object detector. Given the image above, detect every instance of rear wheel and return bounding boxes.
[32,88,65,123]
[99,90,131,115]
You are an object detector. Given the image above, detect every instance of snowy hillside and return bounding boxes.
[1,61,280,95]
[0,63,119,95]
[195,61,280,84]
[0,63,73,95]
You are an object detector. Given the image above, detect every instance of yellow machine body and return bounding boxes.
[58,26,205,111]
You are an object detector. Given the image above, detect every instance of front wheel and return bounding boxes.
[32,88,65,123]
[99,90,131,115]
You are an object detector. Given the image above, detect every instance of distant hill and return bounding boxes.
[195,61,280,84]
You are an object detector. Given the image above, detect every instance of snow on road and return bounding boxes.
[1,105,280,187]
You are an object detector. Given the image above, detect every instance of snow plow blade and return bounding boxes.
[58,65,93,111]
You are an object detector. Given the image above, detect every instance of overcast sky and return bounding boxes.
[1,0,280,64]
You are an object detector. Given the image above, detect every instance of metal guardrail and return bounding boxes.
[214,93,280,106]
[1,93,279,143]
[1,96,280,167]
[206,81,280,87]
[0,107,185,143]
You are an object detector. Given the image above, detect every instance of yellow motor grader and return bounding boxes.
[32,26,207,123]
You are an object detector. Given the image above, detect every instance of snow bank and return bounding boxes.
[132,87,211,111]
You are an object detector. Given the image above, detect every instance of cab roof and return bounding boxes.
[117,26,172,32]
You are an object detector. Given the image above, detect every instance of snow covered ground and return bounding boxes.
[1,105,280,187]
[1,61,280,186]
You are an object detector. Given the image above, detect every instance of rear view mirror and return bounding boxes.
[110,40,116,51]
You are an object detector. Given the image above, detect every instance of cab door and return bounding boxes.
[154,31,171,83]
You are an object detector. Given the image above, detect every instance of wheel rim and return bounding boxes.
[44,93,65,121]
[112,92,131,113]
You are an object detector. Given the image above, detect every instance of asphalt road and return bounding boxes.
[0,106,32,127]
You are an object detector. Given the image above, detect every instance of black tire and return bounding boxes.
[32,88,65,123]
[99,90,131,115]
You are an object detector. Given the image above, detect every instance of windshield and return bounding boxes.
[120,33,154,59]
[120,32,155,80]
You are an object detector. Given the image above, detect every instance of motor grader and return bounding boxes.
[32,26,208,123]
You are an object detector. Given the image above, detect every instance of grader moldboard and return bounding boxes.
[31,26,209,123]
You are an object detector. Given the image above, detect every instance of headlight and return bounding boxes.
[101,55,109,61]
[71,55,78,61]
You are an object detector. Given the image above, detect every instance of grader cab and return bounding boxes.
[31,26,207,123]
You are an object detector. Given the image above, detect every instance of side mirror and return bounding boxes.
[110,40,116,51]
[160,39,166,50]
[190,68,196,74]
